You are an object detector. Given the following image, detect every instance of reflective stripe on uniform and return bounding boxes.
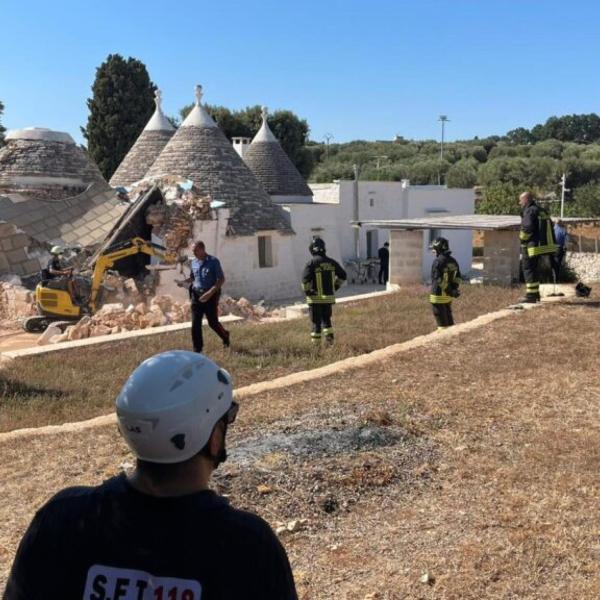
[519,231,531,242]
[429,294,452,304]
[526,282,539,291]
[322,327,334,336]
[527,244,558,256]
[306,296,336,304]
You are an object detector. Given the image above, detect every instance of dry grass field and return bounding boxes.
[0,285,521,432]
[1,300,599,598]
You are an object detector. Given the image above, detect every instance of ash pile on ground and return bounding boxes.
[213,416,438,528]
[229,425,407,466]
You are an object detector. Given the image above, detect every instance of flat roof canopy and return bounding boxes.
[355,215,598,231]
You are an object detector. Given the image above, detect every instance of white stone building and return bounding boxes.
[111,86,300,301]
[281,181,475,283]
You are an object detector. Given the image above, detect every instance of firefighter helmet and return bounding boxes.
[430,237,450,254]
[50,245,65,255]
[309,236,326,255]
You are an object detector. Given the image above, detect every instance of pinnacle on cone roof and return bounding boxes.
[110,88,176,187]
[180,85,218,129]
[144,89,175,132]
[252,106,278,143]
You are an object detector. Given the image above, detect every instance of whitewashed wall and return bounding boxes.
[155,208,299,302]
[307,181,474,281]
[156,183,475,302]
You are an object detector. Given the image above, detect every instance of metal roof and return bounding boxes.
[355,215,598,231]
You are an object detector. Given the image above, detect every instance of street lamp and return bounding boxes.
[438,115,450,184]
[559,172,570,218]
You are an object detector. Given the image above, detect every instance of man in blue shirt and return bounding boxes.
[186,241,230,353]
[551,219,568,281]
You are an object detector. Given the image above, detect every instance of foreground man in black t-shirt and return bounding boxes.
[4,351,298,600]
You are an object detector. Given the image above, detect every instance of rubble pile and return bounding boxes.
[46,296,194,344]
[0,278,37,331]
[38,292,280,345]
[134,178,212,255]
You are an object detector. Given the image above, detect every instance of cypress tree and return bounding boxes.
[82,54,156,180]
[0,100,6,147]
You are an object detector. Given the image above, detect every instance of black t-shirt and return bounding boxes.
[4,474,297,600]
[46,256,63,278]
[378,247,389,266]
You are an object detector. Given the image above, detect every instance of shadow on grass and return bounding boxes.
[0,377,64,402]
[558,300,600,309]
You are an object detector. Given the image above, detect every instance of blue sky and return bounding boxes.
[2,0,599,145]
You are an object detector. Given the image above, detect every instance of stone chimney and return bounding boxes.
[232,137,251,159]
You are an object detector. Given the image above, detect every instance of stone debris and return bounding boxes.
[0,278,37,331]
[127,177,212,257]
[32,290,279,345]
[275,518,308,536]
[1,259,281,344]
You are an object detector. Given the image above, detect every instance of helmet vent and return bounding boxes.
[217,369,229,384]
[170,379,184,392]
[170,434,186,450]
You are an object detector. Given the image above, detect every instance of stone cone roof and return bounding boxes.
[146,86,292,236]
[244,107,312,197]
[110,90,175,188]
[0,128,105,199]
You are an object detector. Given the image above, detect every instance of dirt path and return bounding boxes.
[2,303,599,598]
[0,331,37,352]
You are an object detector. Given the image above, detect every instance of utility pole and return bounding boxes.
[438,115,449,185]
[375,155,388,170]
[323,132,334,158]
[559,172,570,218]
[353,163,360,260]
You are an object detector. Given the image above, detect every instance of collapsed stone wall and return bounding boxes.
[36,291,280,345]
[0,222,41,277]
[1,265,282,344]
[0,279,37,331]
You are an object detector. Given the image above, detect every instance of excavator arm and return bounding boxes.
[89,237,177,312]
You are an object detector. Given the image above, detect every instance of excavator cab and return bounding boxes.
[23,237,176,333]
[23,275,85,333]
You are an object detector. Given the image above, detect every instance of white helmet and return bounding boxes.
[116,351,234,464]
[50,245,64,255]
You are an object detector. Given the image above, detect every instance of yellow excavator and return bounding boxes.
[23,237,177,333]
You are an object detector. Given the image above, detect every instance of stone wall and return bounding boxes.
[482,230,520,285]
[389,230,423,285]
[566,252,600,282]
[0,222,40,276]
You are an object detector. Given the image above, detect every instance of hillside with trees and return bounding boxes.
[307,113,600,217]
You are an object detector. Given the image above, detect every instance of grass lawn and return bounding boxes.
[0,285,521,431]
[1,302,599,597]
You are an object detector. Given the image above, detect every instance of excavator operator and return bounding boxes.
[45,246,79,305]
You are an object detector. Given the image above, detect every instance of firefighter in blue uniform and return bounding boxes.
[518,191,557,303]
[301,237,347,344]
[429,237,462,330]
